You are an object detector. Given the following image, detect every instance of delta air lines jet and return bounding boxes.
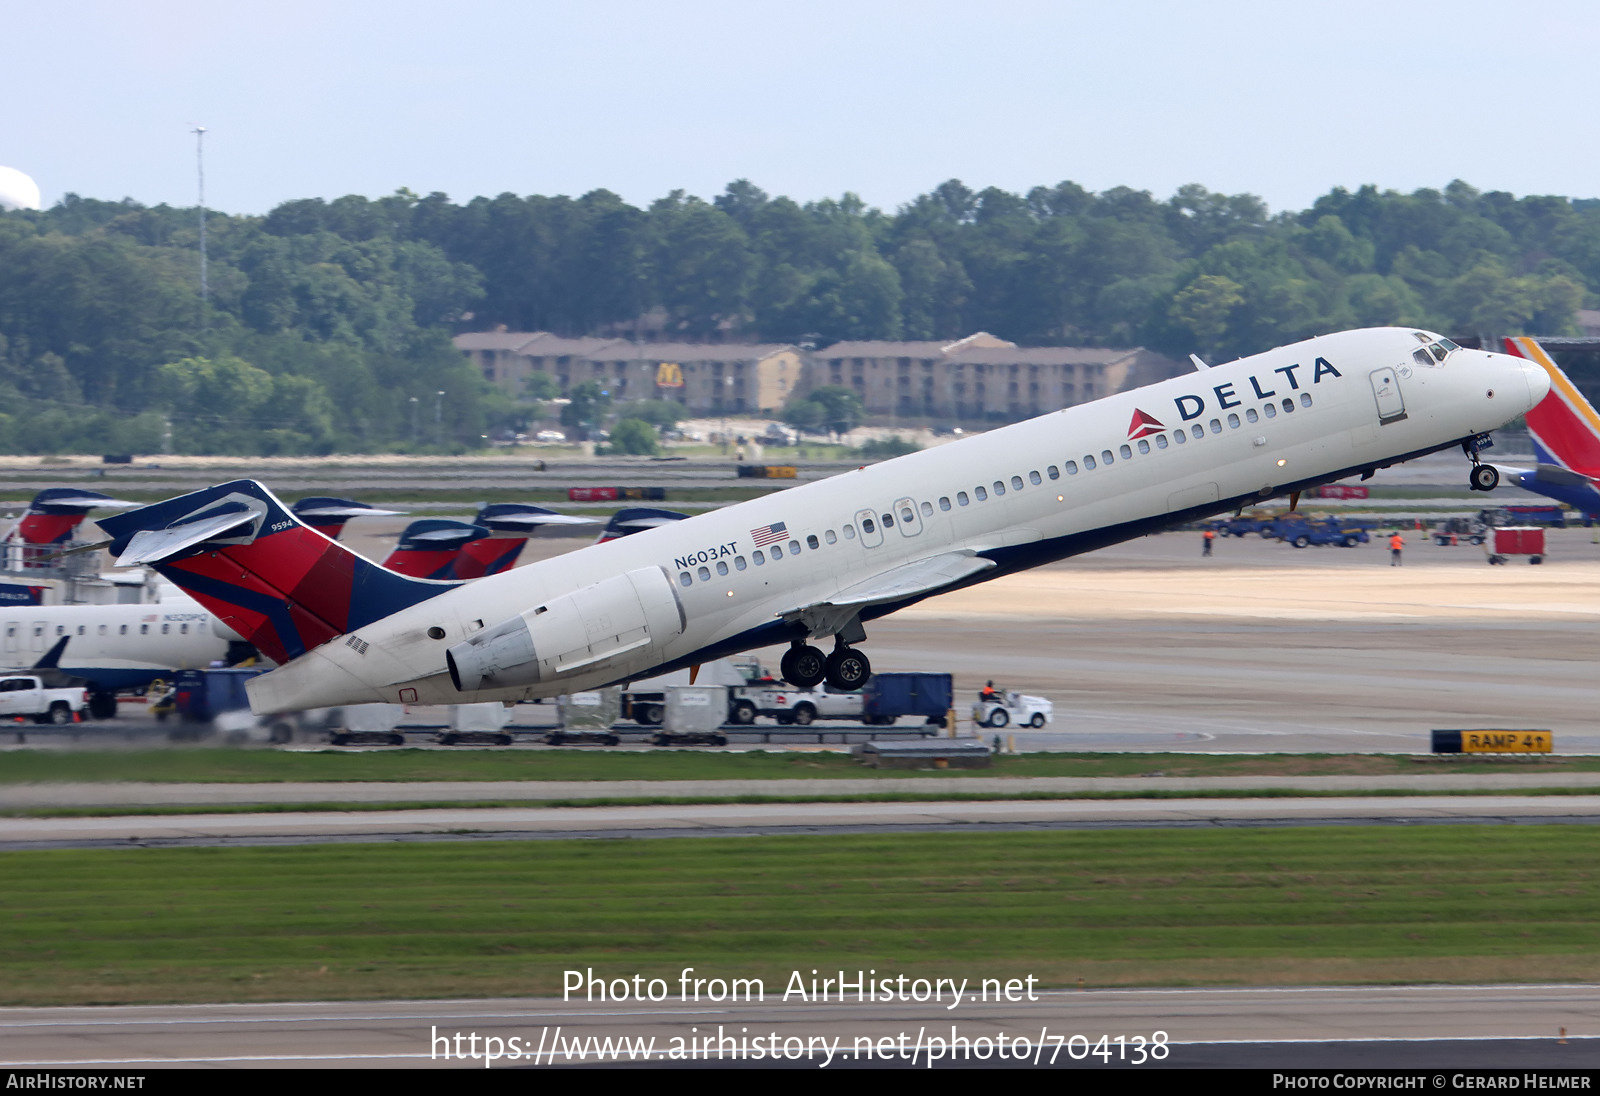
[96,328,1549,715]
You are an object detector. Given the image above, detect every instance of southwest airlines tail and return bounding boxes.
[96,480,454,665]
[1503,336,1600,475]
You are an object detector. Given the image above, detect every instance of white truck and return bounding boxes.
[729,683,863,726]
[0,674,88,725]
[971,690,1053,729]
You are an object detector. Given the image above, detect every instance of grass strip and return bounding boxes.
[5,826,1600,1006]
[0,750,1591,785]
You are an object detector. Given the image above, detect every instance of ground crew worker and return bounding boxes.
[1389,531,1404,566]
[1202,528,1215,557]
[980,681,998,702]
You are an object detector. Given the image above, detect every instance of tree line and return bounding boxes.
[0,177,1594,453]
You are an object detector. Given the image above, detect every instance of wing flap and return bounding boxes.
[779,550,995,636]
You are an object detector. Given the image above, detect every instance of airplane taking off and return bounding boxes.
[1491,337,1600,517]
[97,328,1549,715]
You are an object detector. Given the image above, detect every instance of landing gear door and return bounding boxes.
[1370,368,1408,425]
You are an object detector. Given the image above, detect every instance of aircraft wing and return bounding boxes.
[779,550,995,636]
[114,507,259,566]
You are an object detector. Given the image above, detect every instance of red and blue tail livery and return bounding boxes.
[1497,337,1600,518]
[383,520,489,580]
[289,496,404,539]
[97,481,452,665]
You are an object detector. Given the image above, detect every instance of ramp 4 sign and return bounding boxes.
[1432,729,1553,754]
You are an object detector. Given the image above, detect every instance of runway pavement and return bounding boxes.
[3,985,1595,1068]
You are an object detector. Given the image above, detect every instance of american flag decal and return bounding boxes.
[750,521,788,547]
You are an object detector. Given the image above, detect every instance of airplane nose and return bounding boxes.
[1520,358,1551,411]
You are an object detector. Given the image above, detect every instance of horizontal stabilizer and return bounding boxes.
[114,505,259,566]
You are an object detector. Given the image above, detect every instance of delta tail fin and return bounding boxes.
[96,480,455,665]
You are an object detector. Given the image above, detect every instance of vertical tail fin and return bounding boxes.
[451,504,600,578]
[289,497,404,539]
[97,480,453,664]
[8,489,136,570]
[1504,336,1600,474]
[382,520,488,579]
[594,507,690,545]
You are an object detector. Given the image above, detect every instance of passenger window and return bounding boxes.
[900,507,914,523]
[679,571,693,586]
[181,623,188,634]
[939,497,952,510]
[862,519,875,534]
[1227,413,1240,428]
[920,501,933,517]
[735,556,747,570]
[1046,466,1059,480]
[754,551,766,565]
[788,539,801,553]
[1155,434,1168,449]
[1083,455,1096,469]
[975,486,988,500]
[698,566,711,581]
[1282,398,1295,413]
[993,481,1006,496]
[958,491,970,505]
[1119,444,1132,460]
[1173,431,1186,445]
[825,529,837,544]
[844,525,856,539]
[716,560,729,576]
[1246,408,1258,423]
[162,623,169,634]
[806,534,819,549]
[772,544,785,558]
[1065,460,1079,473]
[98,625,106,636]
[1300,392,1312,407]
[55,626,64,636]
[77,625,86,635]
[1137,439,1150,454]
[1191,425,1204,439]
[1101,450,1114,465]
[1011,476,1023,491]
[1209,419,1222,434]
[1264,403,1277,418]
[120,625,127,635]
[879,515,893,529]
[1029,470,1041,485]
[140,625,148,634]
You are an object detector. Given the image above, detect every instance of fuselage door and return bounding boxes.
[1370,368,1408,424]
[855,509,884,548]
[30,621,45,653]
[893,497,921,538]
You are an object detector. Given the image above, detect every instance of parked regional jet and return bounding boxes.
[1490,337,1600,517]
[0,496,398,716]
[97,328,1549,715]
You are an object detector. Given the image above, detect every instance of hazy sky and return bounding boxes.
[4,0,1596,217]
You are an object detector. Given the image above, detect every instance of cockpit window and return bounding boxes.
[1413,349,1433,367]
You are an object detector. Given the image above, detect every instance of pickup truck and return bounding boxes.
[0,675,88,724]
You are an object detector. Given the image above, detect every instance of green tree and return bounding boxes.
[560,381,611,440]
[606,418,661,455]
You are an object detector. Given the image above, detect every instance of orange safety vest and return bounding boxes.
[1389,535,1404,550]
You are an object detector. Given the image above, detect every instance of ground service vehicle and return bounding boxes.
[0,674,87,724]
[972,690,1053,728]
[861,672,953,726]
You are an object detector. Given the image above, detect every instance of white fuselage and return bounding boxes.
[249,328,1547,713]
[0,598,233,690]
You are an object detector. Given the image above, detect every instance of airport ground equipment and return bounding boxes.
[1433,516,1488,546]
[0,673,87,725]
[330,703,407,747]
[654,685,728,746]
[566,486,668,502]
[169,666,332,743]
[736,465,798,479]
[1481,505,1570,527]
[1486,526,1545,565]
[862,672,954,727]
[442,701,515,746]
[623,659,752,725]
[855,740,992,769]
[549,687,623,745]
[972,690,1052,729]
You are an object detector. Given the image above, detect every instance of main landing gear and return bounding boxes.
[780,639,872,691]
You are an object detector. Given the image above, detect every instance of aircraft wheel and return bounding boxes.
[1030,713,1046,728]
[88,691,118,720]
[791,704,816,726]
[824,647,871,691]
[989,708,1009,728]
[780,644,827,688]
[1470,464,1499,491]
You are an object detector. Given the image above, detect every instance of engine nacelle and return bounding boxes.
[446,566,684,692]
